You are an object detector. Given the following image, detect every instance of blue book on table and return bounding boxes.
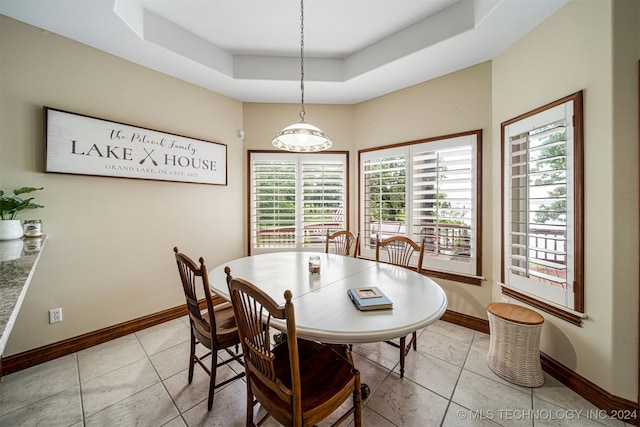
[347,287,393,311]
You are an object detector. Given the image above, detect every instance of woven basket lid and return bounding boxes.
[487,302,544,325]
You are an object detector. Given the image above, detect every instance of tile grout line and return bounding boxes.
[438,330,476,427]
[133,326,189,425]
[74,352,88,426]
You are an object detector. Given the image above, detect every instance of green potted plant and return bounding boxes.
[0,187,44,240]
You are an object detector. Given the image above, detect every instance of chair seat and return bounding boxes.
[191,307,240,350]
[254,340,356,420]
[210,308,236,333]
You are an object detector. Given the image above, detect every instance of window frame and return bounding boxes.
[500,91,584,325]
[248,150,349,255]
[358,130,482,285]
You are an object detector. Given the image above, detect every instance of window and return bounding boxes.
[359,131,481,283]
[501,91,584,324]
[249,151,348,254]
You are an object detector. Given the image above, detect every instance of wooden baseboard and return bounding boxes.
[441,309,639,425]
[540,353,639,425]
[1,298,214,377]
[440,309,490,334]
[2,304,187,375]
[2,305,638,425]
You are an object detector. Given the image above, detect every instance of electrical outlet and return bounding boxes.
[49,308,62,324]
[501,297,509,303]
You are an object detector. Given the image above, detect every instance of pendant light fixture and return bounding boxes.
[272,0,332,152]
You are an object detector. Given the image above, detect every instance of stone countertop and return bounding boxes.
[0,236,46,355]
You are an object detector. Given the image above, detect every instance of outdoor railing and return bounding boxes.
[528,227,566,265]
[255,222,342,247]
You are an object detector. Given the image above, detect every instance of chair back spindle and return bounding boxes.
[326,230,360,258]
[375,235,426,273]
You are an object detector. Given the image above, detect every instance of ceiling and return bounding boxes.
[0,0,567,104]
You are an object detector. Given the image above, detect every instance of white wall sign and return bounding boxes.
[44,107,227,185]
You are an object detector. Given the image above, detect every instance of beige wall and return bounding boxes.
[2,0,639,402]
[1,16,245,354]
[612,0,640,396]
[353,62,494,320]
[492,0,639,400]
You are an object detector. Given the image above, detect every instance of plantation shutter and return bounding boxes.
[412,137,475,274]
[360,148,407,257]
[504,103,574,308]
[250,152,347,254]
[360,132,479,276]
[301,157,347,248]
[251,155,297,249]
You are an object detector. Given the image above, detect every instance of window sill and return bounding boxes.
[422,269,482,286]
[500,285,586,326]
[358,256,483,286]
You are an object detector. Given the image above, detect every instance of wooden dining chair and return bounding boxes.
[227,276,362,427]
[173,247,244,411]
[374,235,426,378]
[325,230,360,257]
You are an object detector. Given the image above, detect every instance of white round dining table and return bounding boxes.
[209,252,448,345]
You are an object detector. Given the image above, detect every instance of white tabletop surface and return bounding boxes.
[209,252,448,345]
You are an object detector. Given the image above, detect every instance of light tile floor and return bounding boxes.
[0,317,632,426]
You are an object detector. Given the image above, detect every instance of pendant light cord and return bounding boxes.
[299,0,306,123]
[271,0,332,151]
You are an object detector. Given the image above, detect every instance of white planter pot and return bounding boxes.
[0,239,23,261]
[0,219,24,240]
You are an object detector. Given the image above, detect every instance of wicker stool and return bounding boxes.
[486,302,544,387]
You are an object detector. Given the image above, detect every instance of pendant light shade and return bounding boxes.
[272,122,332,152]
[272,0,332,152]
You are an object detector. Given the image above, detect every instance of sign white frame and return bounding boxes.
[44,107,227,185]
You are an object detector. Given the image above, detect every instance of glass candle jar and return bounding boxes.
[23,237,42,254]
[308,255,321,274]
[23,219,43,237]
